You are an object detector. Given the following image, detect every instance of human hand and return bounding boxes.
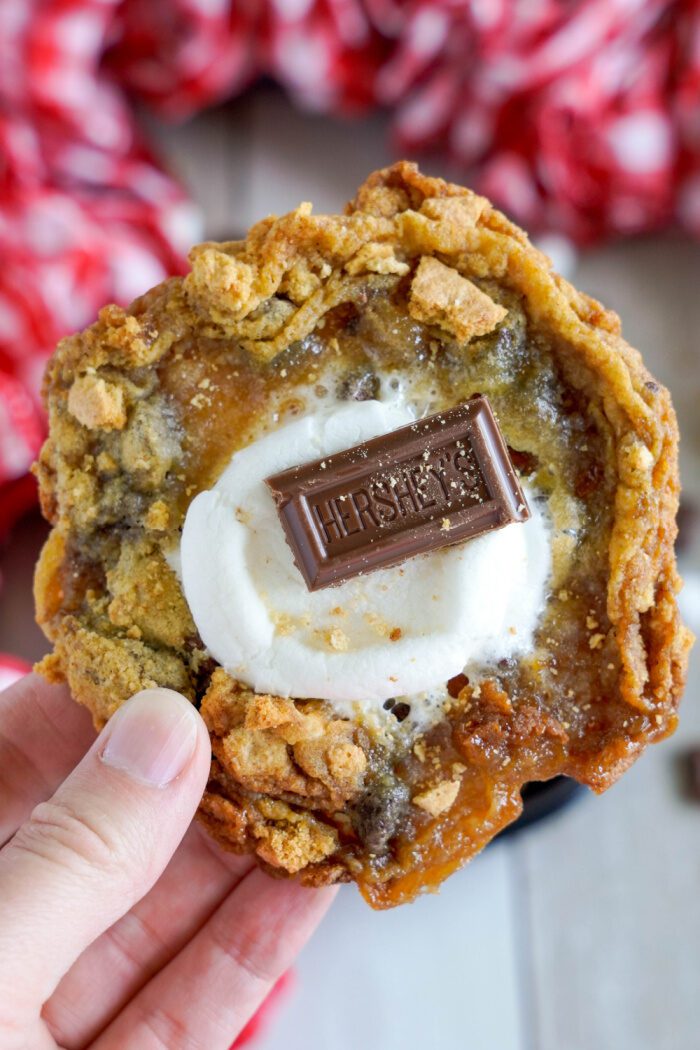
[0,674,336,1049]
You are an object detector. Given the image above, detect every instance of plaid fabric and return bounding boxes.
[380,0,700,243]
[0,0,698,495]
[0,0,200,491]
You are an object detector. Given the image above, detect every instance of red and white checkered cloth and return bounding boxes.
[1,0,699,500]
[378,0,700,243]
[0,0,201,498]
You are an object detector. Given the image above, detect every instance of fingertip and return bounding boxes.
[100,688,209,790]
[277,874,340,911]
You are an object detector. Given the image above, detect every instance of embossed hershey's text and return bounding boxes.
[310,439,488,552]
[265,397,529,591]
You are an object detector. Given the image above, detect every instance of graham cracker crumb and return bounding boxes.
[273,612,297,637]
[412,780,460,817]
[96,451,117,473]
[409,256,507,342]
[413,739,427,762]
[327,627,349,651]
[144,499,170,531]
[253,800,338,873]
[345,242,410,277]
[68,375,126,431]
[327,741,367,781]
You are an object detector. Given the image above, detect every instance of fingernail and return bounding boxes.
[100,690,199,787]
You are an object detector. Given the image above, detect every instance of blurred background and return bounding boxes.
[1,3,699,1049]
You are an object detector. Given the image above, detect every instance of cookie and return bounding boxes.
[34,163,692,908]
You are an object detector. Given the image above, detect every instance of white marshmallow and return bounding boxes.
[179,401,550,721]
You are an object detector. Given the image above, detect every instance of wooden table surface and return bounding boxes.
[2,87,698,1050]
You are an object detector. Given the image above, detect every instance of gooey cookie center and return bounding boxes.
[178,400,551,724]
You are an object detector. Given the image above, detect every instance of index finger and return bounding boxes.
[94,871,338,1050]
[0,673,95,846]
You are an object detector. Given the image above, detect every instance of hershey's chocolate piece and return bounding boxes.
[265,396,530,591]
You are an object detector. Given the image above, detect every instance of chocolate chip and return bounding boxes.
[447,673,470,698]
[507,447,539,477]
[392,702,411,722]
[337,370,380,402]
[353,776,410,853]
[383,698,395,710]
[574,459,604,499]
[184,632,206,653]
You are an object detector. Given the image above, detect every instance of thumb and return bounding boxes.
[0,688,210,1022]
